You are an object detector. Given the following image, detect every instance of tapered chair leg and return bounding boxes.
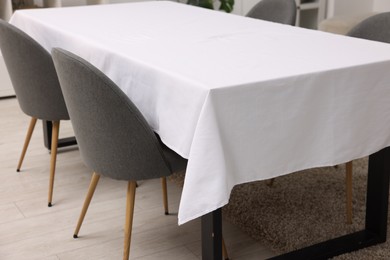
[346,161,353,224]
[17,117,37,172]
[123,181,137,260]
[48,121,60,207]
[74,172,101,238]
[222,237,229,260]
[266,178,275,187]
[161,177,169,215]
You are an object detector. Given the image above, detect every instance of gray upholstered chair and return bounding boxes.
[347,12,390,43]
[246,0,297,26]
[51,48,188,260]
[0,20,69,207]
[340,12,390,224]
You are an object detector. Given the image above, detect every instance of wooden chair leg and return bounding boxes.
[123,181,137,260]
[73,172,100,238]
[222,237,229,260]
[48,121,60,207]
[346,161,353,224]
[17,117,37,172]
[266,178,275,187]
[161,177,169,215]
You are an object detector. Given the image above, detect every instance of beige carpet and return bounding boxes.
[170,157,390,259]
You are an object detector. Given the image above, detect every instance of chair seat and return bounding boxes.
[157,135,188,174]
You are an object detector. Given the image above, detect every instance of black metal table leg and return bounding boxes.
[202,208,222,260]
[365,146,390,240]
[43,120,77,150]
[271,146,390,259]
[201,147,390,260]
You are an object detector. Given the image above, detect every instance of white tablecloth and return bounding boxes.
[10,1,390,224]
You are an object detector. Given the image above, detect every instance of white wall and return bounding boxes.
[373,0,390,12]
[327,0,374,17]
[0,0,13,21]
[327,0,390,18]
[238,0,259,16]
[61,0,86,6]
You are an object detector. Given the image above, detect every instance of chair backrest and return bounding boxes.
[347,12,390,43]
[0,20,68,121]
[246,0,297,26]
[51,48,173,181]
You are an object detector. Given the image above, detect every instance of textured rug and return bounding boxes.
[170,157,390,259]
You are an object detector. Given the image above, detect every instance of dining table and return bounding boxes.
[9,1,390,259]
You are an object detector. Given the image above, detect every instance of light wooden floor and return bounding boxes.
[0,98,275,260]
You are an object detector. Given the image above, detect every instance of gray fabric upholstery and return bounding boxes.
[156,135,188,173]
[347,12,390,43]
[0,20,69,121]
[51,48,187,181]
[246,0,297,26]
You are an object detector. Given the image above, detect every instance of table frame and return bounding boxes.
[201,146,390,259]
[42,120,77,150]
